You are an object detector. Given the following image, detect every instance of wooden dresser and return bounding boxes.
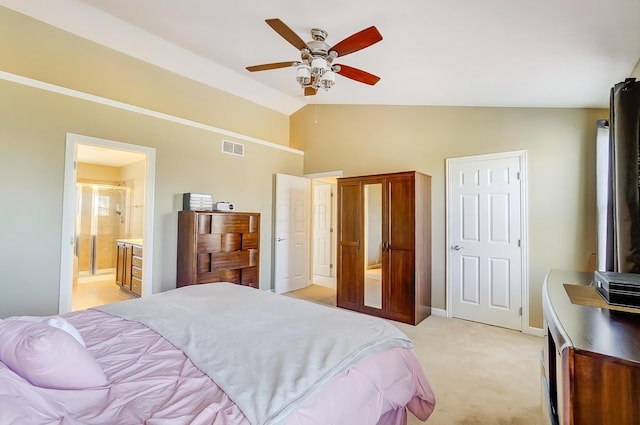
[177,211,260,288]
[115,239,143,296]
[542,270,640,425]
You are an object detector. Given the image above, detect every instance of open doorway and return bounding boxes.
[74,181,134,309]
[279,172,340,306]
[59,134,156,313]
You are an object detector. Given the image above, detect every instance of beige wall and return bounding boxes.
[291,105,607,328]
[0,79,302,318]
[0,8,302,318]
[631,58,640,78]
[0,7,289,147]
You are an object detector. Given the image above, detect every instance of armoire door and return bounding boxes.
[336,180,363,312]
[386,174,416,323]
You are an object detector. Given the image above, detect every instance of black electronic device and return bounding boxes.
[594,270,640,308]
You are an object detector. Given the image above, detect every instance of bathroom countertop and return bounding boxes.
[116,238,143,245]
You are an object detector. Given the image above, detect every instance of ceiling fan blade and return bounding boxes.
[330,26,382,57]
[336,64,380,85]
[304,86,317,96]
[246,61,299,72]
[265,18,309,51]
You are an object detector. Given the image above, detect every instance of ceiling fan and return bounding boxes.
[246,18,383,96]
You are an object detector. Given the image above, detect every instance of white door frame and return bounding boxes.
[445,150,530,333]
[59,133,156,313]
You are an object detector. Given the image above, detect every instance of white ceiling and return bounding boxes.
[2,0,639,115]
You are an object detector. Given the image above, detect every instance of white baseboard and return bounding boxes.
[429,308,545,337]
[430,307,447,317]
[525,326,545,337]
[312,275,336,289]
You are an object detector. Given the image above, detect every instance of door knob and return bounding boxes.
[277,237,286,242]
[451,245,463,251]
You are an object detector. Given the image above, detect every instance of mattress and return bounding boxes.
[0,289,435,425]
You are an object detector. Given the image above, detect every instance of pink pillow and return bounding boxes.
[0,319,108,389]
[6,315,86,347]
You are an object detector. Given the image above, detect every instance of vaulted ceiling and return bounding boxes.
[2,0,639,115]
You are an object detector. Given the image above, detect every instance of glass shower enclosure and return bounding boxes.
[76,183,130,280]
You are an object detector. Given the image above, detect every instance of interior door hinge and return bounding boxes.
[518,239,521,247]
[330,264,333,269]
[519,307,523,316]
[330,228,334,233]
[516,171,521,180]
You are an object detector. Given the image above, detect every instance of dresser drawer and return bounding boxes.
[132,245,143,257]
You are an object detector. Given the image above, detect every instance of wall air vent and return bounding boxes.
[222,140,245,157]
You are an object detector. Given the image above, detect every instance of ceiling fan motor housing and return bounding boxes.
[311,28,327,42]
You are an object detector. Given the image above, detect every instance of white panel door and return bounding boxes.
[274,173,310,294]
[448,154,523,330]
[312,182,333,277]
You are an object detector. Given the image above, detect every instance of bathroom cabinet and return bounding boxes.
[115,239,143,296]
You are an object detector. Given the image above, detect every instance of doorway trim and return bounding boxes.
[59,133,156,313]
[445,150,531,333]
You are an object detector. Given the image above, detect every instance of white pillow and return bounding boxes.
[6,315,86,347]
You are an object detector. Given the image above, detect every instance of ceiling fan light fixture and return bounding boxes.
[296,64,312,86]
[311,57,327,77]
[320,70,335,90]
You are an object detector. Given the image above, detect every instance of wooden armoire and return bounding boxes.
[336,171,431,325]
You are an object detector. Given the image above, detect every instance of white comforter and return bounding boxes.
[96,283,414,425]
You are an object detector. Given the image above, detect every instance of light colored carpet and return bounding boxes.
[284,283,337,307]
[284,285,543,425]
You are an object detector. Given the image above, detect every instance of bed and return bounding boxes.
[0,283,435,425]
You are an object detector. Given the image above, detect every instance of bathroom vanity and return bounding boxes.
[115,239,143,296]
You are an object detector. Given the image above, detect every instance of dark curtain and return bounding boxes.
[609,78,640,272]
